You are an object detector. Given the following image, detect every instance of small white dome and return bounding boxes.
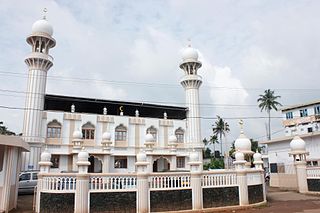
[189,151,199,162]
[102,131,111,140]
[235,151,245,161]
[235,133,251,152]
[290,136,306,152]
[145,133,154,142]
[168,135,177,143]
[73,130,82,140]
[182,46,198,61]
[40,149,51,162]
[32,19,53,36]
[136,151,147,162]
[78,149,89,161]
[253,151,262,161]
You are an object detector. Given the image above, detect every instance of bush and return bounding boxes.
[203,158,224,170]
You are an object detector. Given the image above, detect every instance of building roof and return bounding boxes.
[281,100,320,112]
[0,135,30,152]
[44,94,187,120]
[259,131,320,145]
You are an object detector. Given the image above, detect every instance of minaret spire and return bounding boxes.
[179,42,202,151]
[43,8,47,19]
[21,13,56,171]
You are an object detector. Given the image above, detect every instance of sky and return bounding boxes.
[1,0,320,150]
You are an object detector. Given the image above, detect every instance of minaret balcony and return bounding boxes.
[25,52,53,63]
[25,52,54,71]
[180,75,202,88]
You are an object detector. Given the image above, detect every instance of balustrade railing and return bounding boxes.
[202,171,237,188]
[42,174,76,192]
[149,172,191,190]
[89,174,137,191]
[307,167,320,178]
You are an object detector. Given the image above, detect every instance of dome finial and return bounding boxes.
[239,119,244,133]
[187,38,192,47]
[43,8,48,20]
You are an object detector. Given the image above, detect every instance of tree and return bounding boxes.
[212,116,230,157]
[203,147,212,159]
[203,135,219,158]
[257,89,282,140]
[0,121,15,135]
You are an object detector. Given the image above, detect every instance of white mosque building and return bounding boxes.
[21,15,204,173]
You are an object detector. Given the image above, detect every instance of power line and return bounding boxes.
[1,70,320,92]
[0,104,283,120]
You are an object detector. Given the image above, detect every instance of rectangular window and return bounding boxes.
[270,163,278,173]
[47,127,61,138]
[176,157,185,168]
[300,109,308,117]
[51,155,60,168]
[285,112,293,119]
[19,173,31,181]
[115,131,127,141]
[114,156,127,168]
[308,127,313,133]
[176,134,184,143]
[315,106,320,115]
[32,173,38,180]
[82,129,94,140]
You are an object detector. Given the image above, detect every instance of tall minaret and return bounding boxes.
[22,11,56,171]
[179,44,203,150]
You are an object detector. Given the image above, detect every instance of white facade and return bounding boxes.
[282,100,320,136]
[261,99,320,188]
[22,18,203,173]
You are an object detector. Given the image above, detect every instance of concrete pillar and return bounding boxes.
[36,149,53,213]
[1,146,14,213]
[170,155,177,171]
[102,154,110,173]
[295,161,308,193]
[136,151,149,213]
[75,149,90,213]
[75,174,90,213]
[237,170,249,206]
[188,151,203,210]
[234,151,248,206]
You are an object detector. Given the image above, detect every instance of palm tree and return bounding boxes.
[212,116,230,157]
[257,89,282,140]
[203,135,219,158]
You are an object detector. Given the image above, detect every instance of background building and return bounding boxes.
[282,100,320,136]
[261,100,320,188]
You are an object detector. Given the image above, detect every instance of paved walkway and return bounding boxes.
[232,187,320,213]
[10,188,320,212]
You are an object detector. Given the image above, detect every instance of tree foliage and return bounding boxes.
[0,121,16,135]
[212,116,230,156]
[257,89,282,140]
[203,158,224,170]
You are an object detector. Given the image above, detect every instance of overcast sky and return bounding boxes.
[1,0,320,147]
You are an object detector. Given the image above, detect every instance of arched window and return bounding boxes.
[146,126,157,141]
[82,122,95,140]
[47,119,62,138]
[115,124,127,141]
[175,127,184,143]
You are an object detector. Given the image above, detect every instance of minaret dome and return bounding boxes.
[32,18,53,36]
[182,46,199,62]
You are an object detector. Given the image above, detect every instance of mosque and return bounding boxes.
[21,15,204,173]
